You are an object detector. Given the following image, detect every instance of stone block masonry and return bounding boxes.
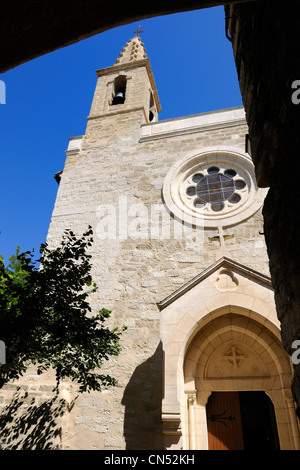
[0,35,275,449]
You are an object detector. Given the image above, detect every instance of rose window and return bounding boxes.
[185,166,247,213]
[162,150,266,228]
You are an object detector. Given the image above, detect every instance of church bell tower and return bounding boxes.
[87,30,161,126]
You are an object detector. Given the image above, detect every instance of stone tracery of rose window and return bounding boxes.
[184,166,247,214]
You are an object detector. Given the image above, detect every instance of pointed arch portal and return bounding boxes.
[159,258,300,450]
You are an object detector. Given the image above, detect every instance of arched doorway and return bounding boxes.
[183,312,300,450]
[206,391,280,450]
[184,309,299,450]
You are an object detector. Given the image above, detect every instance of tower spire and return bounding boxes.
[90,28,161,122]
[114,30,147,65]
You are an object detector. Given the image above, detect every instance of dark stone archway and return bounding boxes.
[0,0,253,73]
[228,0,300,417]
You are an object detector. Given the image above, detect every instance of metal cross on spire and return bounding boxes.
[134,25,143,36]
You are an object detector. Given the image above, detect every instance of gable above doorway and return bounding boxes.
[158,256,274,317]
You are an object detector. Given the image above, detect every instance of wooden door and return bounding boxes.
[206,392,244,450]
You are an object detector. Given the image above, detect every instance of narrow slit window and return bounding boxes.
[149,92,155,122]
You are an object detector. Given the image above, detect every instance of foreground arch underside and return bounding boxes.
[1,0,251,73]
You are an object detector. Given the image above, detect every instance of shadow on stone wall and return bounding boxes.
[122,342,164,450]
[0,387,66,450]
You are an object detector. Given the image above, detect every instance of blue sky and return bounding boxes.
[0,6,242,263]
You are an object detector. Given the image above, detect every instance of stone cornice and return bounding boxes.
[140,106,246,142]
[87,105,149,123]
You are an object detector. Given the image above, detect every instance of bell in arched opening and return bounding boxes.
[112,87,126,105]
[111,75,127,106]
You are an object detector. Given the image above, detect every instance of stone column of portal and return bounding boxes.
[187,391,197,450]
[285,392,300,450]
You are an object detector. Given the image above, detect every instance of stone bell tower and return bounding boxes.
[87,32,161,126]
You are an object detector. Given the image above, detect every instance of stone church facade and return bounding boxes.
[1,33,300,450]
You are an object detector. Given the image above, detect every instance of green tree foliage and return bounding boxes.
[0,227,125,392]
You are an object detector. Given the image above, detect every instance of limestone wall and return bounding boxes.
[0,59,270,448]
[38,105,269,449]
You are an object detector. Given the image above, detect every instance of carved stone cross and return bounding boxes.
[223,345,245,369]
[209,224,234,248]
